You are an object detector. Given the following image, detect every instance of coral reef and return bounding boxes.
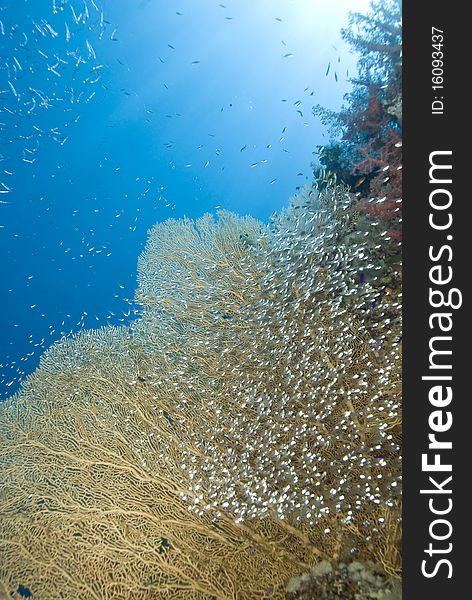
[314,0,402,241]
[286,560,401,600]
[0,193,401,598]
[0,2,402,598]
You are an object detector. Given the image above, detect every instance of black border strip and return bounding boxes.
[403,0,467,596]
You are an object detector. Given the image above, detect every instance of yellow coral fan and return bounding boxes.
[0,199,401,599]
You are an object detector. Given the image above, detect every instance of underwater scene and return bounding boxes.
[0,1,402,598]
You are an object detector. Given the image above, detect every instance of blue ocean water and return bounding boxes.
[0,0,369,400]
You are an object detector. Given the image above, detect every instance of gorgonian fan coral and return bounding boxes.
[0,187,401,599]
